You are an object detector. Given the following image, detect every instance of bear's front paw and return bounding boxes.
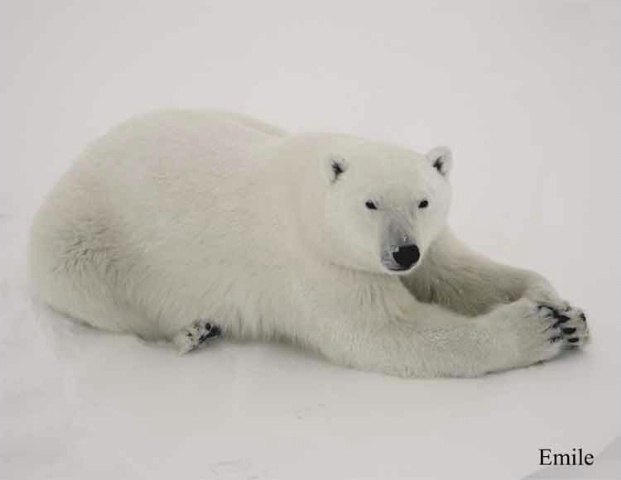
[523,277,569,312]
[487,299,589,371]
[542,304,590,348]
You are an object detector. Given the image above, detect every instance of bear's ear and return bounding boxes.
[323,155,348,184]
[426,146,453,177]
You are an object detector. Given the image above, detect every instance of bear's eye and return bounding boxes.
[418,199,429,209]
[365,200,378,210]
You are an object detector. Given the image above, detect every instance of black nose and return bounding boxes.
[392,244,420,269]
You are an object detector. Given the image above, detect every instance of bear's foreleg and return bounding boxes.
[311,297,587,377]
[404,229,576,317]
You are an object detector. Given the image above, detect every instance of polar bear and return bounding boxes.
[28,109,589,377]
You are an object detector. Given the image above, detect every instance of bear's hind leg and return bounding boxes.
[173,319,221,354]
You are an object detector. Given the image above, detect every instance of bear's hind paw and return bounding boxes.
[173,319,221,354]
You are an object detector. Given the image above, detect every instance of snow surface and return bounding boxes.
[2,1,620,479]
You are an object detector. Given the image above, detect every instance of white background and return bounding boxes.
[1,1,620,479]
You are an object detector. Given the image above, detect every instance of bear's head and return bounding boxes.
[293,134,452,275]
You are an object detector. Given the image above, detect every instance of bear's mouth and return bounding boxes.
[381,258,416,274]
[390,265,410,271]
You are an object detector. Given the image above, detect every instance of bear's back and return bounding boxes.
[85,109,285,181]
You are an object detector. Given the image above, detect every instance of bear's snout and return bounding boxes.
[392,244,420,270]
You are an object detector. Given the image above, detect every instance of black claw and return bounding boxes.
[208,325,222,338]
[199,327,221,343]
[562,327,577,335]
[567,337,580,343]
[553,317,571,328]
[579,312,587,322]
[549,335,563,343]
[205,322,212,330]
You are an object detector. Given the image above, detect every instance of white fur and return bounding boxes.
[28,109,588,377]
